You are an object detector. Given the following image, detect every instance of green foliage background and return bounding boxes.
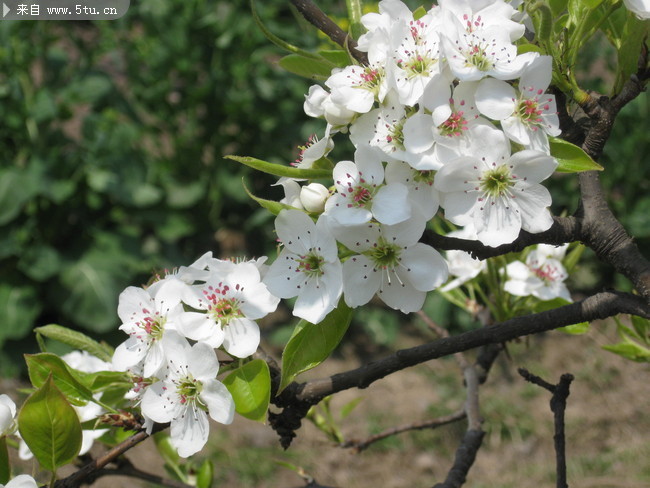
[1,0,648,372]
[0,0,326,372]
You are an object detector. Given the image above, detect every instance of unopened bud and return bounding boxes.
[300,183,330,213]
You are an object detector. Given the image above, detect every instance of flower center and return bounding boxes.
[138,311,166,340]
[438,111,468,137]
[466,43,493,71]
[413,169,436,186]
[481,165,514,197]
[385,119,406,150]
[176,374,203,405]
[517,98,544,126]
[399,54,437,79]
[531,263,564,284]
[366,238,402,270]
[357,66,383,95]
[297,252,325,278]
[294,134,318,166]
[203,284,244,325]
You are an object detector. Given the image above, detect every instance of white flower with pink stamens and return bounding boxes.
[112,280,189,378]
[504,246,571,301]
[475,56,560,152]
[326,64,388,113]
[141,332,234,458]
[177,261,279,358]
[263,210,343,324]
[324,145,411,226]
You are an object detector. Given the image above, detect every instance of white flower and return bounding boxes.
[111,280,189,377]
[504,247,571,301]
[334,216,448,312]
[0,474,38,488]
[147,252,213,296]
[264,210,343,324]
[303,85,355,129]
[177,260,279,358]
[62,350,113,374]
[324,145,411,226]
[438,0,526,41]
[475,55,560,152]
[434,125,557,247]
[300,183,330,213]
[0,394,16,436]
[623,0,650,19]
[276,179,304,209]
[440,226,487,291]
[141,332,234,458]
[326,64,388,113]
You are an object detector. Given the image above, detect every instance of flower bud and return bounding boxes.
[300,183,330,213]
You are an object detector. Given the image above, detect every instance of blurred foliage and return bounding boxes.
[0,0,329,365]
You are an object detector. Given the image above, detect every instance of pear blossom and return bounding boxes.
[504,246,571,301]
[0,475,38,488]
[326,64,388,113]
[141,332,234,458]
[304,85,355,129]
[264,210,343,324]
[178,261,279,358]
[434,125,557,247]
[439,0,526,41]
[334,216,448,312]
[474,56,560,152]
[324,145,410,226]
[112,280,190,377]
[0,394,16,436]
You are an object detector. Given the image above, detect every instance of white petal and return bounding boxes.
[223,318,260,358]
[293,262,343,323]
[403,113,435,153]
[377,269,427,313]
[399,244,449,292]
[141,382,179,423]
[275,209,314,254]
[372,183,411,225]
[187,342,220,380]
[475,198,522,247]
[520,55,552,93]
[171,406,209,458]
[6,474,38,488]
[111,337,147,372]
[201,380,235,425]
[516,185,554,234]
[510,150,558,183]
[475,78,516,120]
[440,191,477,227]
[177,312,220,343]
[342,256,380,308]
[502,116,531,145]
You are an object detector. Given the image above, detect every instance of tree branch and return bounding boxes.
[270,291,649,446]
[289,0,369,64]
[518,369,574,488]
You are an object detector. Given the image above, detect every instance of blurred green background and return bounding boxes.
[1,0,649,374]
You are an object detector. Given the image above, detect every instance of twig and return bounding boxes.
[289,0,369,64]
[340,410,467,453]
[518,369,574,488]
[90,458,193,488]
[432,429,485,488]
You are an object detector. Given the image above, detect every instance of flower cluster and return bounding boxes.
[111,253,279,457]
[297,0,559,249]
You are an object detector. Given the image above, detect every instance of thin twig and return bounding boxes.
[518,369,574,488]
[340,410,467,453]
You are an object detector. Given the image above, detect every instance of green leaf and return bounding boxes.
[25,353,96,406]
[563,243,585,273]
[0,437,9,485]
[223,359,271,422]
[548,0,568,17]
[196,459,215,488]
[613,13,648,94]
[225,155,332,179]
[550,138,604,172]
[17,375,82,472]
[242,181,295,216]
[278,54,334,80]
[602,340,650,362]
[340,397,363,419]
[0,167,40,226]
[318,49,352,68]
[34,324,114,362]
[630,315,650,345]
[517,42,546,55]
[250,0,321,59]
[558,322,591,335]
[279,301,353,393]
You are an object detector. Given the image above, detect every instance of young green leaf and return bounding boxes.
[242,181,295,216]
[223,359,271,423]
[318,49,352,68]
[278,54,334,80]
[17,375,82,472]
[197,459,215,488]
[34,324,113,362]
[279,301,353,393]
[602,340,650,362]
[225,155,332,179]
[24,353,116,412]
[550,138,604,172]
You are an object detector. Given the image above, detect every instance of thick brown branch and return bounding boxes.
[271,291,649,446]
[432,429,485,488]
[289,0,368,64]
